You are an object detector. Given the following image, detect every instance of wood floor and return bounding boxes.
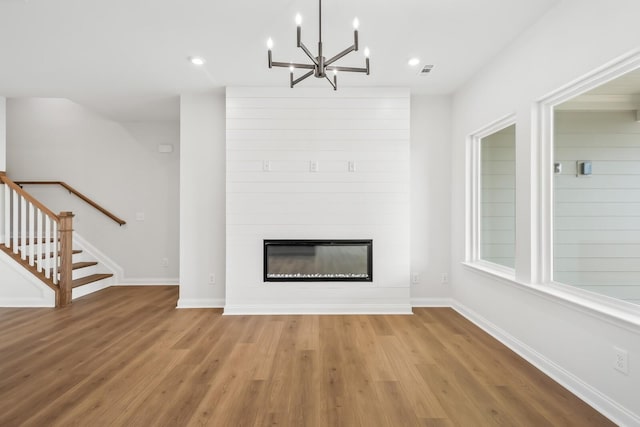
[0,286,613,426]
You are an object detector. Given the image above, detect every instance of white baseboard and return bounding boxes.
[223,303,413,315]
[451,301,640,427]
[115,278,179,286]
[177,298,225,308]
[411,297,454,307]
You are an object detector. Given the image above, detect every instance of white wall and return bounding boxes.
[555,111,640,304]
[178,92,226,308]
[6,98,179,282]
[410,95,453,303]
[0,251,55,307]
[0,97,5,171]
[451,0,640,424]
[225,87,410,314]
[0,97,5,242]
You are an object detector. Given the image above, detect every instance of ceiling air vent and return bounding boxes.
[420,64,434,75]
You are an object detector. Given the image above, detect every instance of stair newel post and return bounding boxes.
[58,211,74,307]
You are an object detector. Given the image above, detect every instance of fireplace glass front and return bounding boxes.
[264,240,372,282]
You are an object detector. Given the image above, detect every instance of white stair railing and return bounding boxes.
[0,173,61,285]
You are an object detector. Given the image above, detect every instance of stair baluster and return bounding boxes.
[28,201,35,266]
[3,183,9,246]
[44,212,53,281]
[36,208,43,273]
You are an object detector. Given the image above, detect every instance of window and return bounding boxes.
[467,117,516,272]
[552,70,640,306]
[531,50,640,317]
[481,124,516,268]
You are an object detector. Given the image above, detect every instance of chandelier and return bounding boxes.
[267,0,370,90]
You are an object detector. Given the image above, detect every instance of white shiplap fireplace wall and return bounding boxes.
[225,87,411,314]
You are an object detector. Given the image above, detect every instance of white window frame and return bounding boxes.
[536,50,640,320]
[466,114,517,277]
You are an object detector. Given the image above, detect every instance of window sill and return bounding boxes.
[463,260,515,280]
[462,261,640,333]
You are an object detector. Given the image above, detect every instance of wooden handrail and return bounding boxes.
[0,173,60,222]
[13,180,126,226]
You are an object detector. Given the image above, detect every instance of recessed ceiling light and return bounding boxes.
[408,58,420,66]
[189,56,206,66]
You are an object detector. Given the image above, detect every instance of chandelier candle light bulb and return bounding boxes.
[267,38,274,67]
[353,17,359,50]
[295,14,302,46]
[266,0,370,90]
[364,47,370,75]
[289,64,295,88]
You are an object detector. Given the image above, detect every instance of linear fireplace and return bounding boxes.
[264,240,373,282]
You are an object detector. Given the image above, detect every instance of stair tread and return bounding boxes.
[72,261,98,270]
[39,249,82,258]
[47,261,98,275]
[72,273,113,288]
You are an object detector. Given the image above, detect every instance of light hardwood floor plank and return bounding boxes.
[0,286,615,426]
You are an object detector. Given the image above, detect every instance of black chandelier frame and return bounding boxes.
[267,0,370,90]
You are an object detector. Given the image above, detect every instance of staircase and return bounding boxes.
[0,172,114,307]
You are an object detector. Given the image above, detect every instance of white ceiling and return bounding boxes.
[0,0,559,121]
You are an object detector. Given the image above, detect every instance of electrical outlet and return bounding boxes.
[348,160,356,172]
[411,273,420,284]
[208,273,216,285]
[160,258,169,267]
[310,160,319,172]
[613,347,628,374]
[441,273,449,284]
[263,160,271,172]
